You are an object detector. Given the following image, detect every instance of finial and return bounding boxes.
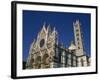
[47,24,51,33]
[53,27,56,32]
[43,22,46,28]
[42,22,46,31]
[47,24,50,30]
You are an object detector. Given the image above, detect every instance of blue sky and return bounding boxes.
[23,10,91,61]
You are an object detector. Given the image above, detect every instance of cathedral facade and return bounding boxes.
[26,20,90,69]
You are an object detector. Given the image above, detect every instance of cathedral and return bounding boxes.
[26,20,91,69]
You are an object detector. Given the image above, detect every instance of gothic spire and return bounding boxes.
[47,24,51,33]
[43,22,46,31]
[53,27,56,32]
[52,27,57,35]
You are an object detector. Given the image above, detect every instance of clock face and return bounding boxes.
[40,39,45,47]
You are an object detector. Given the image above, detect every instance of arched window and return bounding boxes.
[42,54,49,64]
[36,56,41,64]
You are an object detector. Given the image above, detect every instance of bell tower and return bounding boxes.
[73,20,84,56]
[73,20,88,67]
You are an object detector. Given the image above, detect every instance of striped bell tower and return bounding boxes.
[73,20,84,56]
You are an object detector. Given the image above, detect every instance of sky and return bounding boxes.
[23,10,91,61]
